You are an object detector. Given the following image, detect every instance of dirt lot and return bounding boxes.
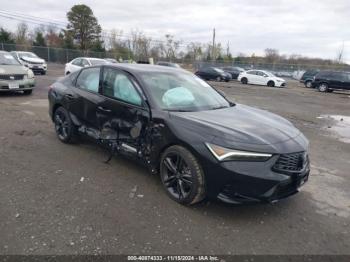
[0,64,349,255]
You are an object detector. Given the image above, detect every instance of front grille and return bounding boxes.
[0,74,24,80]
[273,152,307,173]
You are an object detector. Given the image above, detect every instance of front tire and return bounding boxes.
[318,83,329,92]
[241,77,248,84]
[53,107,78,143]
[160,145,206,205]
[267,80,275,87]
[23,89,32,95]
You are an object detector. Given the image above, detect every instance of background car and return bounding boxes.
[48,64,309,205]
[156,61,181,68]
[0,51,35,95]
[64,57,108,75]
[312,71,350,92]
[195,67,232,82]
[105,58,118,63]
[11,51,47,75]
[238,70,286,87]
[221,66,245,79]
[300,69,320,88]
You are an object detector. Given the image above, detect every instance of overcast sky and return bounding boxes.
[1,0,349,62]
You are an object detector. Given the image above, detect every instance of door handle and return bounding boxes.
[98,106,112,113]
[64,94,75,100]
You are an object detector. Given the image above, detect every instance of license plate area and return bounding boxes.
[8,82,19,89]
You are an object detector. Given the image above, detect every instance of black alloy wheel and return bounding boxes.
[54,107,77,143]
[160,146,206,205]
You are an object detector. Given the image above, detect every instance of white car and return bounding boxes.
[238,70,286,87]
[11,51,47,75]
[64,57,109,75]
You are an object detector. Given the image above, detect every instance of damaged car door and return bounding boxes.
[97,66,149,155]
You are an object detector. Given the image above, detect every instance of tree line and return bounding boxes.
[0,4,347,67]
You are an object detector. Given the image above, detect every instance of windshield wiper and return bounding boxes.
[210,105,229,110]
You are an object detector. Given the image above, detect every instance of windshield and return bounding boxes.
[0,53,20,65]
[214,68,225,73]
[140,71,231,112]
[264,71,276,77]
[18,52,38,59]
[90,59,108,66]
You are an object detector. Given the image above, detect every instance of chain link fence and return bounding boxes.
[1,43,349,77]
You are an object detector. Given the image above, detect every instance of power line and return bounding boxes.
[0,11,196,47]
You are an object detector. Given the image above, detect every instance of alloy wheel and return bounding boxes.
[54,111,69,140]
[318,83,328,92]
[161,153,193,201]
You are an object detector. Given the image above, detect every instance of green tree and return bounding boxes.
[66,4,102,50]
[33,31,46,46]
[0,27,15,44]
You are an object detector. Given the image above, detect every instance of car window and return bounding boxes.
[82,59,90,67]
[256,71,265,76]
[72,58,82,66]
[102,67,142,106]
[76,67,100,93]
[247,71,257,75]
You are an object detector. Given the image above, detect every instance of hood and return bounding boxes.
[0,65,28,75]
[20,56,45,64]
[169,104,300,146]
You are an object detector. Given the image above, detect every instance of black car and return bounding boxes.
[221,66,245,79]
[195,67,232,82]
[300,69,320,88]
[312,71,350,92]
[48,64,310,205]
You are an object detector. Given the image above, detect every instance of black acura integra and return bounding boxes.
[48,64,310,205]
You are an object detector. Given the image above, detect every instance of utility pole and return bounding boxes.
[212,28,215,61]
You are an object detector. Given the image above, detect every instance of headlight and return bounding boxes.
[27,69,34,79]
[205,143,272,162]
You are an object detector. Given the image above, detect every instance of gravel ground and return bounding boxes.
[0,64,349,255]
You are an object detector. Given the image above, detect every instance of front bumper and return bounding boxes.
[200,151,310,204]
[26,64,47,74]
[0,79,35,92]
[276,82,286,87]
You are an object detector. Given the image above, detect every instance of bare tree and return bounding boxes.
[186,42,203,60]
[264,48,280,64]
[16,22,29,45]
[160,34,181,60]
[129,30,152,61]
[335,41,345,64]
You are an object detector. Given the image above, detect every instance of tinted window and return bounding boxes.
[76,67,100,93]
[102,67,142,106]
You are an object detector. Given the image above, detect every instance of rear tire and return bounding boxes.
[53,107,78,144]
[241,77,248,84]
[318,83,329,92]
[305,80,312,88]
[23,90,32,95]
[160,145,206,205]
[267,81,275,87]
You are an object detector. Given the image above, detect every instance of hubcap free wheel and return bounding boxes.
[306,81,312,88]
[161,153,193,201]
[54,111,69,140]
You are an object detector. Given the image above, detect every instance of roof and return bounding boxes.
[105,63,187,74]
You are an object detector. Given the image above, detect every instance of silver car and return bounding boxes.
[0,51,35,95]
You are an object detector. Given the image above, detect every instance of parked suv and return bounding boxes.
[300,69,320,88]
[312,71,350,92]
[11,51,47,75]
